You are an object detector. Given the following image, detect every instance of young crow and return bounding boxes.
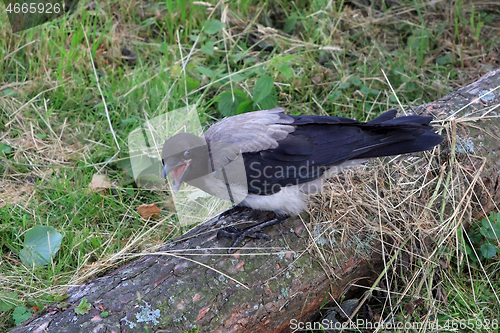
[161,107,442,250]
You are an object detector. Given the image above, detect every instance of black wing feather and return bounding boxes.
[243,110,442,195]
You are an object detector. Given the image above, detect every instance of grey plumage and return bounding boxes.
[161,107,443,216]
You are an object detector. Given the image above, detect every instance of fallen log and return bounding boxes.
[12,66,500,333]
[11,209,385,333]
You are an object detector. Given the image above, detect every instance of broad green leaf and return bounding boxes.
[180,77,201,92]
[19,226,63,267]
[284,14,298,34]
[0,292,17,312]
[254,90,277,110]
[2,88,16,96]
[236,100,254,114]
[0,143,12,155]
[436,54,452,65]
[244,57,257,64]
[468,229,483,244]
[351,75,362,87]
[201,41,215,56]
[480,243,497,259]
[230,73,246,81]
[278,64,294,79]
[204,20,224,35]
[53,293,68,302]
[480,218,500,239]
[189,34,206,42]
[252,76,274,104]
[280,54,298,62]
[195,66,213,77]
[405,82,417,92]
[339,82,351,89]
[218,90,249,117]
[232,52,245,62]
[13,307,32,325]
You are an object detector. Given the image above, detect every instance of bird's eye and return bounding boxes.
[184,150,190,158]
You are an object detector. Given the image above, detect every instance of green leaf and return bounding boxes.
[468,228,482,244]
[405,82,417,92]
[27,299,44,312]
[244,57,257,65]
[436,54,452,65]
[159,42,169,54]
[13,307,32,325]
[189,34,206,42]
[464,244,473,255]
[36,133,47,140]
[19,226,63,267]
[284,14,298,34]
[101,311,109,318]
[2,88,16,96]
[254,90,278,110]
[252,75,274,104]
[195,66,213,77]
[53,293,68,302]
[204,20,224,35]
[236,100,254,114]
[480,218,500,239]
[278,64,294,79]
[328,90,342,101]
[232,52,245,62]
[218,90,249,117]
[201,41,215,56]
[230,73,246,81]
[280,54,298,62]
[339,82,351,89]
[75,298,91,315]
[351,75,362,87]
[180,77,201,92]
[480,243,497,259]
[0,292,17,312]
[0,143,12,155]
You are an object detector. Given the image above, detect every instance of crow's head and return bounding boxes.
[161,132,210,193]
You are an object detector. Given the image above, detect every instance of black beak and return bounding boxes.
[162,159,191,194]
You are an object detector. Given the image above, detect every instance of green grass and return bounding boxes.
[1,0,500,331]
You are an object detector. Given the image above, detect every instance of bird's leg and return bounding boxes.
[217,204,249,221]
[217,215,287,253]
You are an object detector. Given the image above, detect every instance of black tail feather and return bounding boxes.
[352,111,442,158]
[354,131,442,159]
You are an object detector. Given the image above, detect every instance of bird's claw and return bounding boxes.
[217,218,282,253]
[217,205,248,221]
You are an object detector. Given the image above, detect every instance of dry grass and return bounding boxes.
[305,111,500,325]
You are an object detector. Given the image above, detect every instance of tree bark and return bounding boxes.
[11,67,500,333]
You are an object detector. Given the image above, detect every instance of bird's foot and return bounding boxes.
[217,217,285,253]
[217,204,249,221]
